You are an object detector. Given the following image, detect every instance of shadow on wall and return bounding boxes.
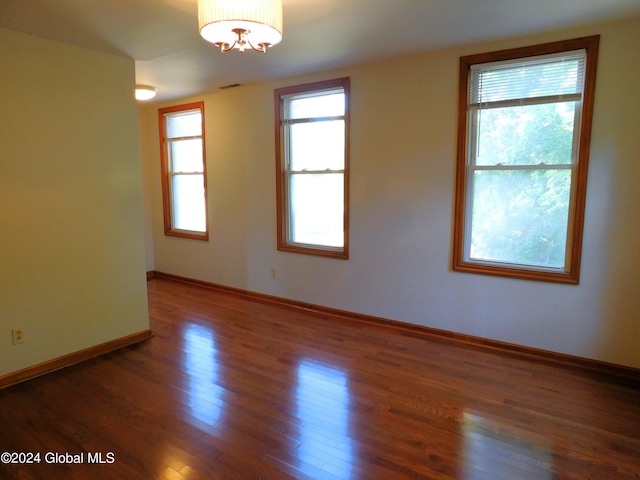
[597,138,640,369]
[590,52,640,369]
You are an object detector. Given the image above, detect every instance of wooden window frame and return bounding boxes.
[274,77,350,259]
[452,36,600,284]
[158,101,209,241]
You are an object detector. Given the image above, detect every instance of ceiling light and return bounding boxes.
[135,85,158,101]
[198,0,283,53]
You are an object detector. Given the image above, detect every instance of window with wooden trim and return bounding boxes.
[159,102,208,240]
[452,36,599,283]
[275,77,350,258]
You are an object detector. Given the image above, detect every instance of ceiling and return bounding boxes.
[2,0,639,102]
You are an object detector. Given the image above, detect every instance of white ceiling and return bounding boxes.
[2,0,639,102]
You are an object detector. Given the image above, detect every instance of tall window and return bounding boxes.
[453,36,599,284]
[275,77,350,258]
[159,102,208,240]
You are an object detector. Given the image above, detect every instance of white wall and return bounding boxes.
[141,17,640,369]
[0,28,150,376]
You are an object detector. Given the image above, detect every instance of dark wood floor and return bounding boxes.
[1,277,639,479]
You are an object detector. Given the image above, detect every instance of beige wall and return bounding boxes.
[0,28,150,376]
[141,17,640,368]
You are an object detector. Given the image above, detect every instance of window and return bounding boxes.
[453,36,599,283]
[159,102,208,240]
[275,77,350,258]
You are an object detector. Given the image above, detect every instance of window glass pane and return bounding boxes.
[469,169,571,268]
[171,174,206,232]
[285,91,344,119]
[166,110,202,138]
[475,102,577,166]
[289,120,345,171]
[289,173,344,247]
[169,139,204,172]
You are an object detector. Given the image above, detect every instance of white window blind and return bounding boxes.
[470,51,586,108]
[283,89,345,121]
[166,110,202,138]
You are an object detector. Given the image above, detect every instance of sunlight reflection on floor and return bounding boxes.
[462,411,555,480]
[296,359,354,479]
[183,322,224,426]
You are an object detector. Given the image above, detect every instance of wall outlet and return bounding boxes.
[12,327,24,345]
[270,268,277,279]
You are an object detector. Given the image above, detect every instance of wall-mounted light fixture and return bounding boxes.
[198,0,283,53]
[135,85,158,101]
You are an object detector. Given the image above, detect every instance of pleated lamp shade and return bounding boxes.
[198,0,283,52]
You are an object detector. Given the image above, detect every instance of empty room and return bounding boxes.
[1,1,639,479]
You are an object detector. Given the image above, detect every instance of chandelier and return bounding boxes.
[198,0,283,53]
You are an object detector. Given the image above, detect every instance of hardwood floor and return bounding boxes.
[1,277,639,479]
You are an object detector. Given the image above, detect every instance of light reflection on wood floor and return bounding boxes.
[0,277,639,479]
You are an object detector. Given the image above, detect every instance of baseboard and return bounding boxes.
[0,330,153,390]
[150,271,640,387]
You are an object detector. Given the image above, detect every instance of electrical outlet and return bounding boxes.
[12,328,25,345]
[270,268,276,279]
